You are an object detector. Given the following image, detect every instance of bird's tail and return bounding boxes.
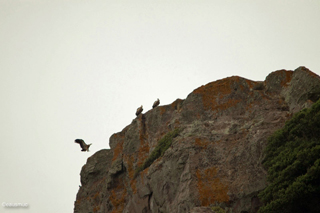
[87,144,92,151]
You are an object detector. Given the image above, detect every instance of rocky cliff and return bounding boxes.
[74,66,320,213]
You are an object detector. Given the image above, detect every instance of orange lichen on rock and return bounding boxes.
[130,178,137,194]
[140,167,149,185]
[137,117,150,168]
[125,155,135,179]
[109,179,127,213]
[299,66,320,79]
[171,98,183,111]
[245,78,256,89]
[281,70,293,87]
[196,167,229,206]
[266,70,293,88]
[137,138,150,168]
[125,155,137,194]
[159,99,183,115]
[112,141,123,162]
[159,106,166,115]
[93,192,100,199]
[90,177,106,191]
[218,99,241,112]
[93,205,100,213]
[195,138,210,149]
[193,76,242,111]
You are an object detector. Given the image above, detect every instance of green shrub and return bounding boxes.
[258,99,320,212]
[211,206,225,213]
[134,128,181,177]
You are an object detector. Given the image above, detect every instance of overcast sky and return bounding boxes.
[1,0,319,212]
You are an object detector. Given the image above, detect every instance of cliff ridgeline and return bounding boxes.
[74,66,320,213]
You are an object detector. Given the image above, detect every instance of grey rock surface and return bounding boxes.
[74,66,320,213]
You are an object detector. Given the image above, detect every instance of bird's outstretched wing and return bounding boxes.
[75,139,86,149]
[75,139,92,151]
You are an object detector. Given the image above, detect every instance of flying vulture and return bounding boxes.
[75,139,92,152]
[152,98,160,108]
[136,105,143,116]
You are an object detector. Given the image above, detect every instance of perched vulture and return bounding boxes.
[75,139,92,152]
[152,98,160,108]
[136,105,143,116]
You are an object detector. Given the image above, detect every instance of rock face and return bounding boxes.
[74,66,320,213]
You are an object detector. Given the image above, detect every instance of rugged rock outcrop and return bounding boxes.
[74,66,320,213]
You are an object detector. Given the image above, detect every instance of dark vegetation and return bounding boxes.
[253,82,265,90]
[134,128,181,177]
[259,99,320,213]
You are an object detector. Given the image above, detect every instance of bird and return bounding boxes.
[75,139,92,152]
[136,105,143,116]
[152,98,160,108]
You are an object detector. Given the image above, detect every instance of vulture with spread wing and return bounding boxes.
[75,139,92,152]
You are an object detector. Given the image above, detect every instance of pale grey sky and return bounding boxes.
[1,0,319,212]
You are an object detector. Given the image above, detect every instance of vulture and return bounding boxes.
[75,139,92,152]
[136,105,143,116]
[152,98,160,108]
